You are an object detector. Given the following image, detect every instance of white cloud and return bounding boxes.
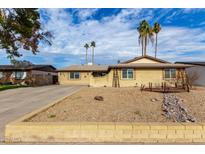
[0,8,194,66]
[40,9,205,65]
[75,9,99,20]
[158,27,205,55]
[1,8,205,66]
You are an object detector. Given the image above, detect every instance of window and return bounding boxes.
[15,71,26,80]
[70,72,80,79]
[122,69,134,79]
[92,72,107,77]
[0,72,3,79]
[164,69,176,79]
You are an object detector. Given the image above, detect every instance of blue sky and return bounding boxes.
[1,8,205,68]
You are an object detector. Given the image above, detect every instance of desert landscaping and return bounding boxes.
[26,86,205,123]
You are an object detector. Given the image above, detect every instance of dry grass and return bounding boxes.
[28,87,170,122]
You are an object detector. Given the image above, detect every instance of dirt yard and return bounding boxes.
[27,87,168,122]
[176,86,205,122]
[27,87,205,123]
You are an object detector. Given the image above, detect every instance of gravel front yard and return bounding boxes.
[27,87,168,122]
[176,86,205,122]
[27,86,205,123]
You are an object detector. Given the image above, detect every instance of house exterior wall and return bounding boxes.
[58,72,91,85]
[134,69,163,87]
[58,68,185,87]
[186,66,205,86]
[30,70,57,86]
[129,58,161,64]
[90,74,110,87]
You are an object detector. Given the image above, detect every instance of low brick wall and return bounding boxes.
[4,91,205,144]
[5,122,205,143]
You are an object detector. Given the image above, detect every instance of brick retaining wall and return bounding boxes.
[5,122,205,143]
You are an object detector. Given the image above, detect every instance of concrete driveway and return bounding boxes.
[0,85,82,143]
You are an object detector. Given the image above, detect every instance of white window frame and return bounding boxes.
[0,72,4,79]
[14,71,26,80]
[69,72,80,80]
[122,69,134,79]
[164,69,176,79]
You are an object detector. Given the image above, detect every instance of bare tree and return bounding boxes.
[186,71,200,88]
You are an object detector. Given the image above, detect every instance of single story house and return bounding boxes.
[0,64,58,86]
[175,62,205,86]
[58,55,192,87]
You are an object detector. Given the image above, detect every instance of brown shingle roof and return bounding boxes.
[58,64,109,72]
[175,61,205,66]
[0,65,56,71]
[120,55,170,64]
[58,63,192,72]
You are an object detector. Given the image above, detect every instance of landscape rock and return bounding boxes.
[162,94,196,122]
[151,98,159,102]
[94,96,104,101]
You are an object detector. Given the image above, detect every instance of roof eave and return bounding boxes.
[175,62,205,67]
[109,64,193,69]
[57,69,108,72]
[120,55,170,64]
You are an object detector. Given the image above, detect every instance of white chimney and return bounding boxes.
[87,62,93,65]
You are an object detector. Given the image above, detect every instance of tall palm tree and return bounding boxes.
[90,41,96,64]
[153,22,161,58]
[84,43,89,64]
[137,20,154,56]
[138,31,144,56]
[137,21,144,56]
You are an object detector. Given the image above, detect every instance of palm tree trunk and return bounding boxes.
[143,37,145,56]
[92,47,94,64]
[144,36,147,56]
[141,39,144,56]
[86,48,88,64]
[155,34,158,58]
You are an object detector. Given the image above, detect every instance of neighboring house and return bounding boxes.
[58,55,192,87]
[0,64,58,86]
[175,62,205,86]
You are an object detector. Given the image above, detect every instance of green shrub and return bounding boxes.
[47,114,56,118]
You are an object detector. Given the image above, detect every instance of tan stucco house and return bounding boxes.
[58,55,192,87]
